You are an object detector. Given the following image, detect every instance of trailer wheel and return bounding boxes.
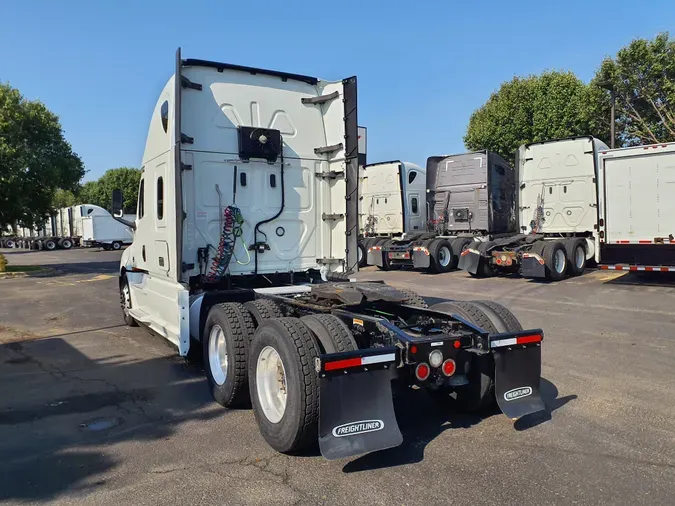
[543,241,567,281]
[357,241,367,268]
[249,318,320,453]
[204,302,254,408]
[245,299,283,327]
[112,241,122,251]
[102,245,111,251]
[395,287,428,308]
[44,239,57,251]
[428,239,456,273]
[300,314,357,353]
[61,238,73,250]
[429,301,497,411]
[120,277,139,327]
[564,238,586,276]
[5,239,15,248]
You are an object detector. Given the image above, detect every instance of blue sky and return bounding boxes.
[1,0,673,181]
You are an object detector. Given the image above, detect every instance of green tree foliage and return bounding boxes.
[593,32,675,146]
[51,188,78,208]
[464,71,609,165]
[78,167,141,213]
[0,83,85,229]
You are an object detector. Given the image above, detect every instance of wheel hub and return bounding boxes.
[208,325,228,386]
[256,346,288,423]
[439,246,451,267]
[575,245,585,269]
[554,249,566,273]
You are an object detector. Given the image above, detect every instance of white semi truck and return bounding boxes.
[357,160,427,268]
[460,137,675,280]
[112,49,546,461]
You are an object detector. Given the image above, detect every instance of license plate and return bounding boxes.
[388,252,410,259]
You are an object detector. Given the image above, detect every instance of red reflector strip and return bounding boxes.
[617,240,630,244]
[323,352,395,371]
[639,240,651,244]
[516,335,542,345]
[599,265,675,272]
[324,357,362,371]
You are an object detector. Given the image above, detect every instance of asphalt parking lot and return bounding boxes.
[1,247,675,505]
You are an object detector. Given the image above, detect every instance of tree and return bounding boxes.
[51,188,78,208]
[593,32,675,146]
[78,180,101,207]
[464,71,609,165]
[89,167,141,213]
[0,83,85,229]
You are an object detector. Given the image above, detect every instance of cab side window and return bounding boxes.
[156,177,164,220]
[138,179,145,218]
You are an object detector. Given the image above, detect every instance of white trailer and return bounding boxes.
[111,48,546,461]
[82,214,136,250]
[597,142,675,272]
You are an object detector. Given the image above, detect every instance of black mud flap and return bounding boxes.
[412,250,431,269]
[458,249,481,274]
[318,348,402,460]
[521,255,546,278]
[491,332,546,420]
[367,249,384,267]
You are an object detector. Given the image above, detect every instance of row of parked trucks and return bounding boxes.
[1,205,135,251]
[360,137,675,280]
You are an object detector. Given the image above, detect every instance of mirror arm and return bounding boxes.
[113,216,136,230]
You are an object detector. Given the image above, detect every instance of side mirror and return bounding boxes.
[112,189,124,218]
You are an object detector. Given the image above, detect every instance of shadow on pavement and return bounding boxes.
[601,271,675,287]
[0,337,219,502]
[514,378,577,431]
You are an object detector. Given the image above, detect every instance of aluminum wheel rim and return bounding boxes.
[554,249,566,273]
[439,246,452,267]
[358,246,363,263]
[208,325,228,386]
[575,246,585,269]
[122,284,132,315]
[256,346,287,424]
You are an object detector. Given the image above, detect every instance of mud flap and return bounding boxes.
[412,250,431,269]
[521,255,546,278]
[318,349,402,460]
[490,330,546,420]
[493,345,546,419]
[458,249,481,274]
[367,248,384,267]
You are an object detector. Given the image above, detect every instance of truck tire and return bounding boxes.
[245,299,283,327]
[471,300,523,333]
[120,277,139,327]
[357,241,367,268]
[5,239,15,248]
[112,241,122,251]
[428,238,456,273]
[564,238,586,276]
[469,241,497,278]
[249,318,320,453]
[44,239,57,251]
[395,287,428,308]
[300,314,357,353]
[204,302,255,408]
[429,301,497,411]
[61,238,73,250]
[543,241,567,281]
[377,239,398,271]
[451,237,473,258]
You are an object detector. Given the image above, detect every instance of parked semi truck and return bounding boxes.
[368,150,516,273]
[357,160,427,268]
[112,49,546,460]
[460,137,608,280]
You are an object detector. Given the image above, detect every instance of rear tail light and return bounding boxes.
[429,350,443,368]
[442,359,456,377]
[598,218,604,226]
[415,363,430,381]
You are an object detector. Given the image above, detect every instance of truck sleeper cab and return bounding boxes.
[460,137,607,281]
[113,49,547,461]
[372,150,516,273]
[360,160,426,268]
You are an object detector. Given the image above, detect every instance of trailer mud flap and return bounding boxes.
[367,248,384,267]
[491,332,546,420]
[318,348,402,460]
[412,249,431,269]
[458,249,481,274]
